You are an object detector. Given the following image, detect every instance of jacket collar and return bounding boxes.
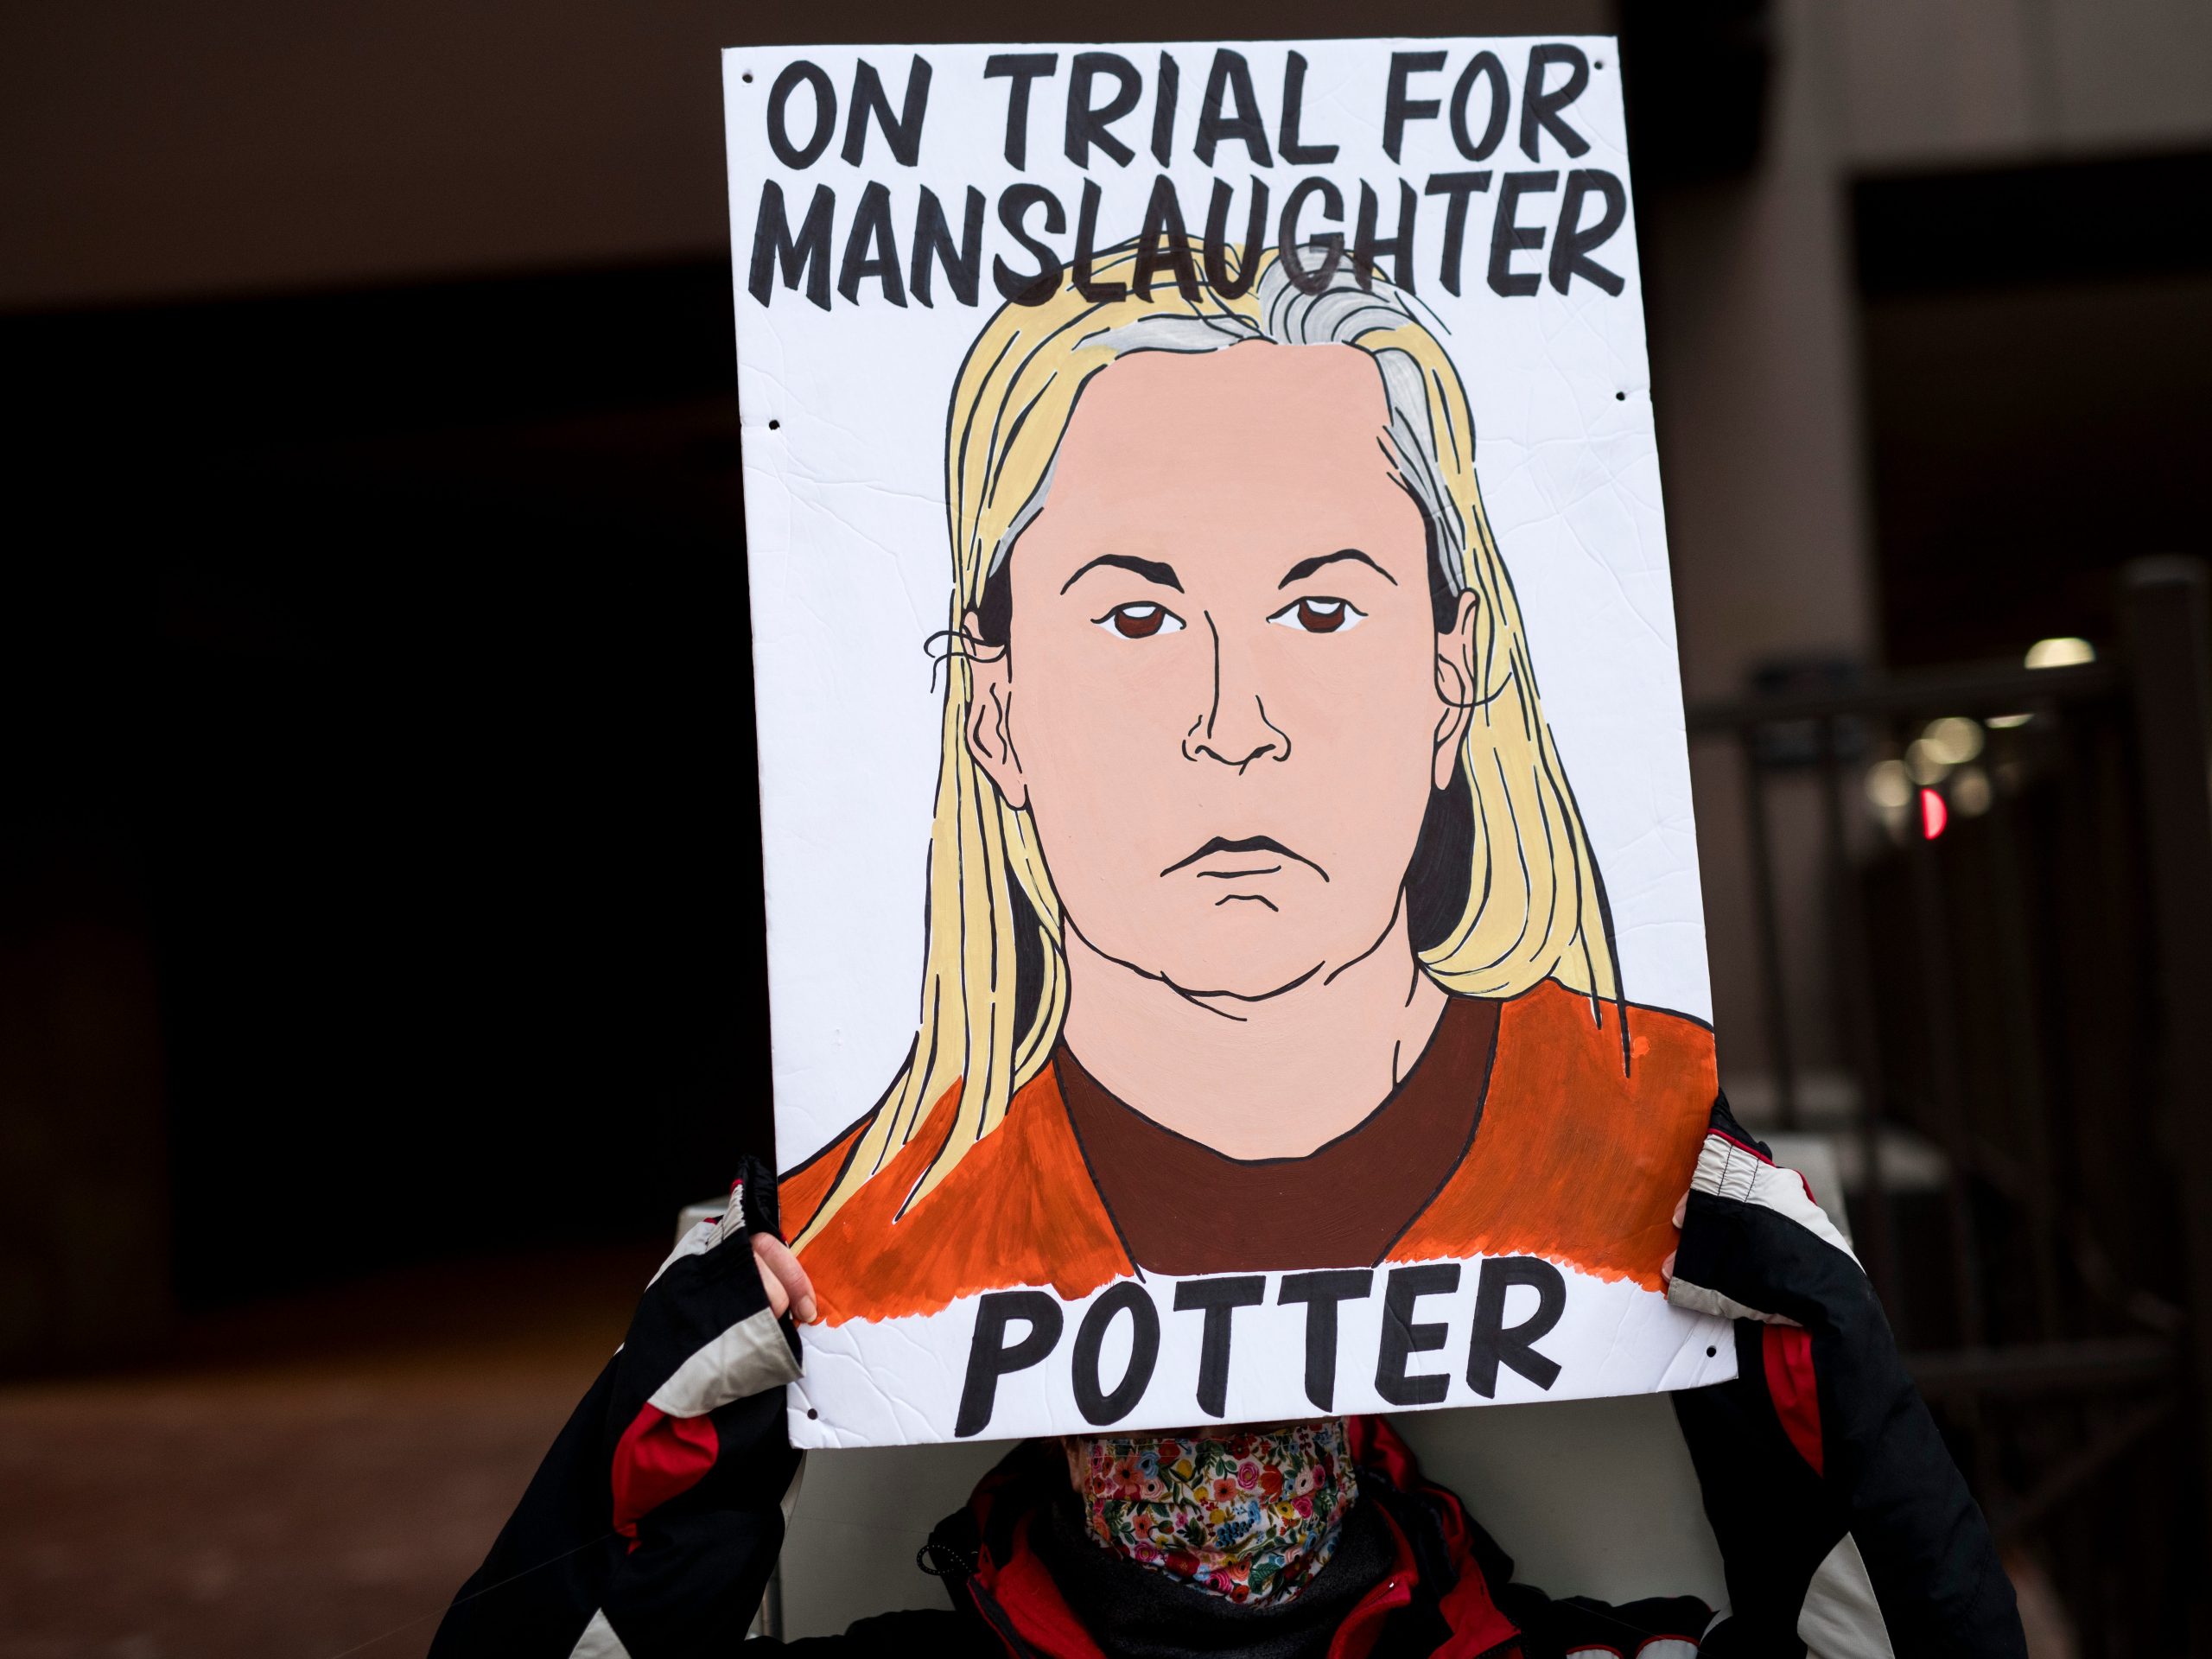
[929,1418,1522,1659]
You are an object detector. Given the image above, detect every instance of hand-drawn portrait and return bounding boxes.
[779,240,1716,1325]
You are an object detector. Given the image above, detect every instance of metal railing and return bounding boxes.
[1687,558,2212,1649]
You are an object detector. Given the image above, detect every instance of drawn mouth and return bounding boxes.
[1159,836,1330,883]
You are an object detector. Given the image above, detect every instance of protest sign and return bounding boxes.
[723,39,1733,1447]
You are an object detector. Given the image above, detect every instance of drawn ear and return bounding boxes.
[1433,590,1480,791]
[963,610,1028,810]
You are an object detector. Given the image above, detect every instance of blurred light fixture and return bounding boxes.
[1919,786,1948,839]
[1986,713,2032,729]
[1865,758,1912,810]
[1905,738,1951,785]
[1920,715,1984,766]
[2024,637,2094,670]
[1951,766,1993,817]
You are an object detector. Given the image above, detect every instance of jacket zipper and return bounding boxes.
[969,1580,1044,1659]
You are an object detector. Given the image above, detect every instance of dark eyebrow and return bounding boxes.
[1279,549,1398,588]
[1059,554,1184,595]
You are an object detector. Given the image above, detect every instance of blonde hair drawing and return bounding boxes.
[793,240,1620,1249]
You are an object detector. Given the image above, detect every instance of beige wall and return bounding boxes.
[1827,0,2212,168]
[0,1,1606,311]
[1648,0,1877,1082]
[0,2,743,309]
[1657,0,2212,1087]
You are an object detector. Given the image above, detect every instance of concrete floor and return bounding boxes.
[0,1246,655,1659]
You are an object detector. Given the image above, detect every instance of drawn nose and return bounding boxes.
[1185,709,1284,768]
[1183,617,1291,770]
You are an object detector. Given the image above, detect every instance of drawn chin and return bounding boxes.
[1211,892,1281,912]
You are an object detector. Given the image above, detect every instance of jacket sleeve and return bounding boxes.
[1665,1096,2026,1659]
[429,1158,805,1659]
[1491,1585,1725,1657]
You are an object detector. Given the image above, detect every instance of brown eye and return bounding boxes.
[1268,596,1366,634]
[1097,602,1184,639]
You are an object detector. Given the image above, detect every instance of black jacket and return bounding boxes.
[429,1101,2027,1658]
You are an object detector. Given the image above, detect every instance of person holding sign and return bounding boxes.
[433,41,2023,1654]
[432,241,2023,1659]
[431,1103,2025,1656]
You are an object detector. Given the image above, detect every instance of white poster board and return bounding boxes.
[724,38,1732,1449]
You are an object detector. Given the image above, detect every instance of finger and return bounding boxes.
[753,1232,818,1324]
[1661,1249,1677,1285]
[754,1252,791,1319]
[1671,1193,1688,1230]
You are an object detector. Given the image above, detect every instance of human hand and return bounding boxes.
[1662,1191,1686,1288]
[1665,1099,1858,1329]
[752,1230,818,1325]
[1660,1096,2028,1656]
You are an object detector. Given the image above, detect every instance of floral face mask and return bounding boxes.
[1062,1418,1357,1605]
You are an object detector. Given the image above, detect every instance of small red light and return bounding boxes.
[1919,787,1948,839]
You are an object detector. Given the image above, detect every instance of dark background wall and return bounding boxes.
[6,264,781,1325]
[1854,152,2212,667]
[7,0,2212,1355]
